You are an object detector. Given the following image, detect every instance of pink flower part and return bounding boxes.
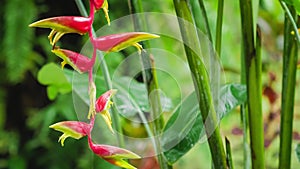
[29,16,92,45]
[88,135,140,169]
[30,16,92,34]
[93,32,160,52]
[49,121,91,146]
[95,89,117,112]
[51,48,92,73]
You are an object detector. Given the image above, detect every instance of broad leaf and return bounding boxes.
[66,72,172,121]
[218,83,247,119]
[162,83,247,164]
[38,63,72,100]
[162,92,202,164]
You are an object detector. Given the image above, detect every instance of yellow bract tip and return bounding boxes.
[101,110,114,134]
[61,60,67,69]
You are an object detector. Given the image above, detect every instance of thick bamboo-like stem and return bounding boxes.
[128,1,171,168]
[278,4,298,169]
[173,0,227,168]
[239,0,265,168]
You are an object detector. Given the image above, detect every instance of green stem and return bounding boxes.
[190,0,213,43]
[173,0,227,168]
[241,104,251,169]
[75,0,124,147]
[239,0,265,167]
[278,5,298,169]
[225,137,234,169]
[215,0,224,57]
[239,8,251,169]
[128,1,171,168]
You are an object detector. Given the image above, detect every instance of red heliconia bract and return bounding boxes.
[29,16,92,45]
[93,32,160,52]
[51,48,92,73]
[49,121,91,146]
[88,134,140,169]
[30,16,92,34]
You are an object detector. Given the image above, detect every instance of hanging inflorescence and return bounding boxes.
[30,0,159,168]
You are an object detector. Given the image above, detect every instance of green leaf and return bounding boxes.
[293,0,300,15]
[162,92,202,164]
[296,144,300,162]
[47,85,58,100]
[162,83,247,164]
[38,63,72,100]
[218,83,247,119]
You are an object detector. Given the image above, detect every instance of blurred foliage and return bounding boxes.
[162,84,246,164]
[37,63,71,100]
[3,0,40,83]
[0,0,299,169]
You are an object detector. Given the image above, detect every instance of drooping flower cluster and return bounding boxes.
[30,0,159,168]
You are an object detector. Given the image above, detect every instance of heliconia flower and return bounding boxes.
[88,135,140,169]
[49,121,91,146]
[29,16,92,45]
[93,32,160,53]
[92,0,110,25]
[95,89,117,133]
[51,48,92,73]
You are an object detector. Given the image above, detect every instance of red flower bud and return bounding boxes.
[93,0,104,10]
[95,89,117,133]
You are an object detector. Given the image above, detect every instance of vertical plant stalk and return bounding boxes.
[173,0,227,168]
[241,104,251,169]
[75,0,125,147]
[225,137,234,169]
[239,3,251,167]
[128,1,171,168]
[190,0,213,43]
[215,0,224,57]
[240,0,265,167]
[278,5,298,169]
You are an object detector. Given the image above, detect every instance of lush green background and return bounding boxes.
[0,0,299,168]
